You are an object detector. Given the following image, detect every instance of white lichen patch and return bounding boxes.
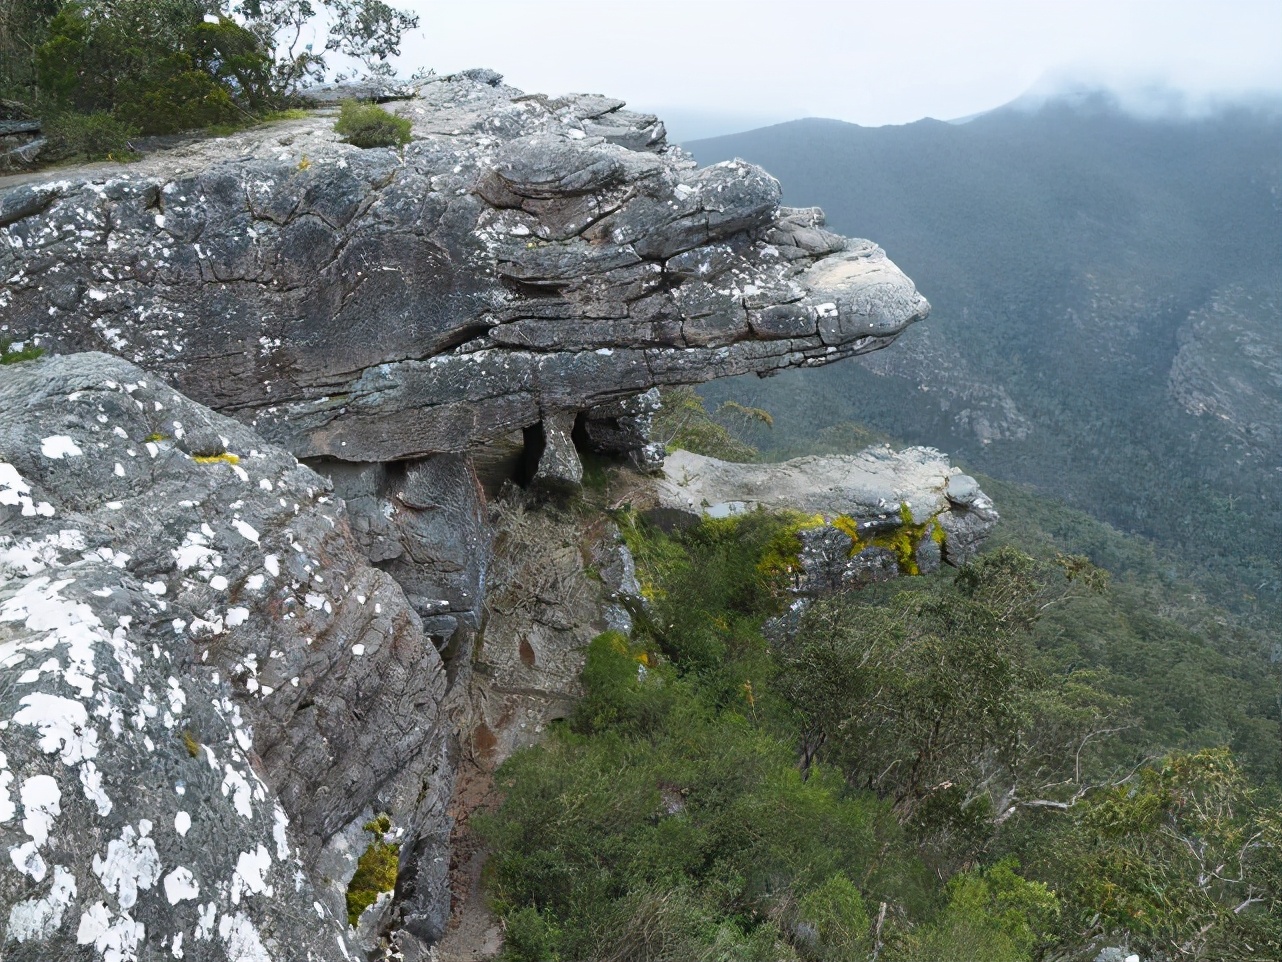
[40,435,84,459]
[219,910,272,961]
[272,805,291,861]
[91,820,161,909]
[232,519,260,544]
[163,865,201,904]
[0,750,14,823]
[12,693,99,764]
[7,864,78,943]
[76,900,144,961]
[19,773,61,846]
[221,764,256,819]
[230,844,274,904]
[0,461,55,518]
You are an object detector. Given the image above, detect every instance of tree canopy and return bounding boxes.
[0,0,419,156]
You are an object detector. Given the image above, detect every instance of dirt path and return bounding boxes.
[431,756,504,961]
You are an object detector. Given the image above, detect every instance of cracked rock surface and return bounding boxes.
[0,353,456,959]
[0,72,928,464]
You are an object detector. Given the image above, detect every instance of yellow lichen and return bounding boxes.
[766,504,948,581]
[830,513,861,542]
[757,511,828,580]
[143,432,168,443]
[182,730,201,758]
[192,452,240,465]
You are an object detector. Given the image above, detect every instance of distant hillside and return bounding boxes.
[687,98,1282,613]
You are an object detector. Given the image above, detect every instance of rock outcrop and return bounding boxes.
[0,71,928,470]
[655,448,998,589]
[0,72,981,962]
[0,353,454,959]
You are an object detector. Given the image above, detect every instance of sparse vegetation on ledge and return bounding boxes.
[0,0,420,166]
[1,339,44,364]
[346,813,400,927]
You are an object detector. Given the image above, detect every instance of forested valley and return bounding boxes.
[477,97,1282,961]
[478,391,1280,962]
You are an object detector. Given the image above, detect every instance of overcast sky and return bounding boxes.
[390,0,1282,139]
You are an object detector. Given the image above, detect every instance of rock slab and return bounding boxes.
[0,72,928,464]
[0,354,458,959]
[655,447,998,588]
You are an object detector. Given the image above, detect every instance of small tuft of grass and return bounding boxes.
[182,730,201,758]
[334,100,412,149]
[261,108,311,123]
[1,339,43,365]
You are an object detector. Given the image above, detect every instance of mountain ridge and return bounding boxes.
[687,99,1282,611]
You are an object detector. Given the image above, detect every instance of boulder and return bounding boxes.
[0,353,454,958]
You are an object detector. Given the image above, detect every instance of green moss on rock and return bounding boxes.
[345,813,400,926]
[816,504,948,578]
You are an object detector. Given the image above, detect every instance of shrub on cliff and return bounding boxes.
[334,98,411,148]
[42,110,139,160]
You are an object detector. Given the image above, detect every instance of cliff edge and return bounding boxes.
[0,72,986,962]
[0,70,927,465]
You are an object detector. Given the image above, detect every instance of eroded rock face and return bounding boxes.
[0,72,928,464]
[655,448,998,589]
[0,354,455,958]
[0,73,954,960]
[315,454,490,648]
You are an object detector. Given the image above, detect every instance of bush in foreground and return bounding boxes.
[334,99,411,148]
[42,111,139,161]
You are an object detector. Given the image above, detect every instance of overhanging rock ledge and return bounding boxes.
[0,70,928,463]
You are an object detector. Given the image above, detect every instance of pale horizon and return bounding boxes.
[381,0,1282,138]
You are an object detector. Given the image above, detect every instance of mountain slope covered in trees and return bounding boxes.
[686,96,1282,616]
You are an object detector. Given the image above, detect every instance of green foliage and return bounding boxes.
[345,814,399,926]
[485,469,1282,960]
[323,0,418,77]
[500,907,560,962]
[795,874,871,961]
[1050,749,1282,960]
[572,631,672,738]
[652,386,760,462]
[616,509,794,708]
[0,338,44,364]
[480,703,920,961]
[42,110,138,160]
[773,545,1121,852]
[482,513,1091,960]
[6,0,420,163]
[890,859,1058,962]
[0,0,61,101]
[35,1,268,134]
[333,98,410,148]
[233,0,326,98]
